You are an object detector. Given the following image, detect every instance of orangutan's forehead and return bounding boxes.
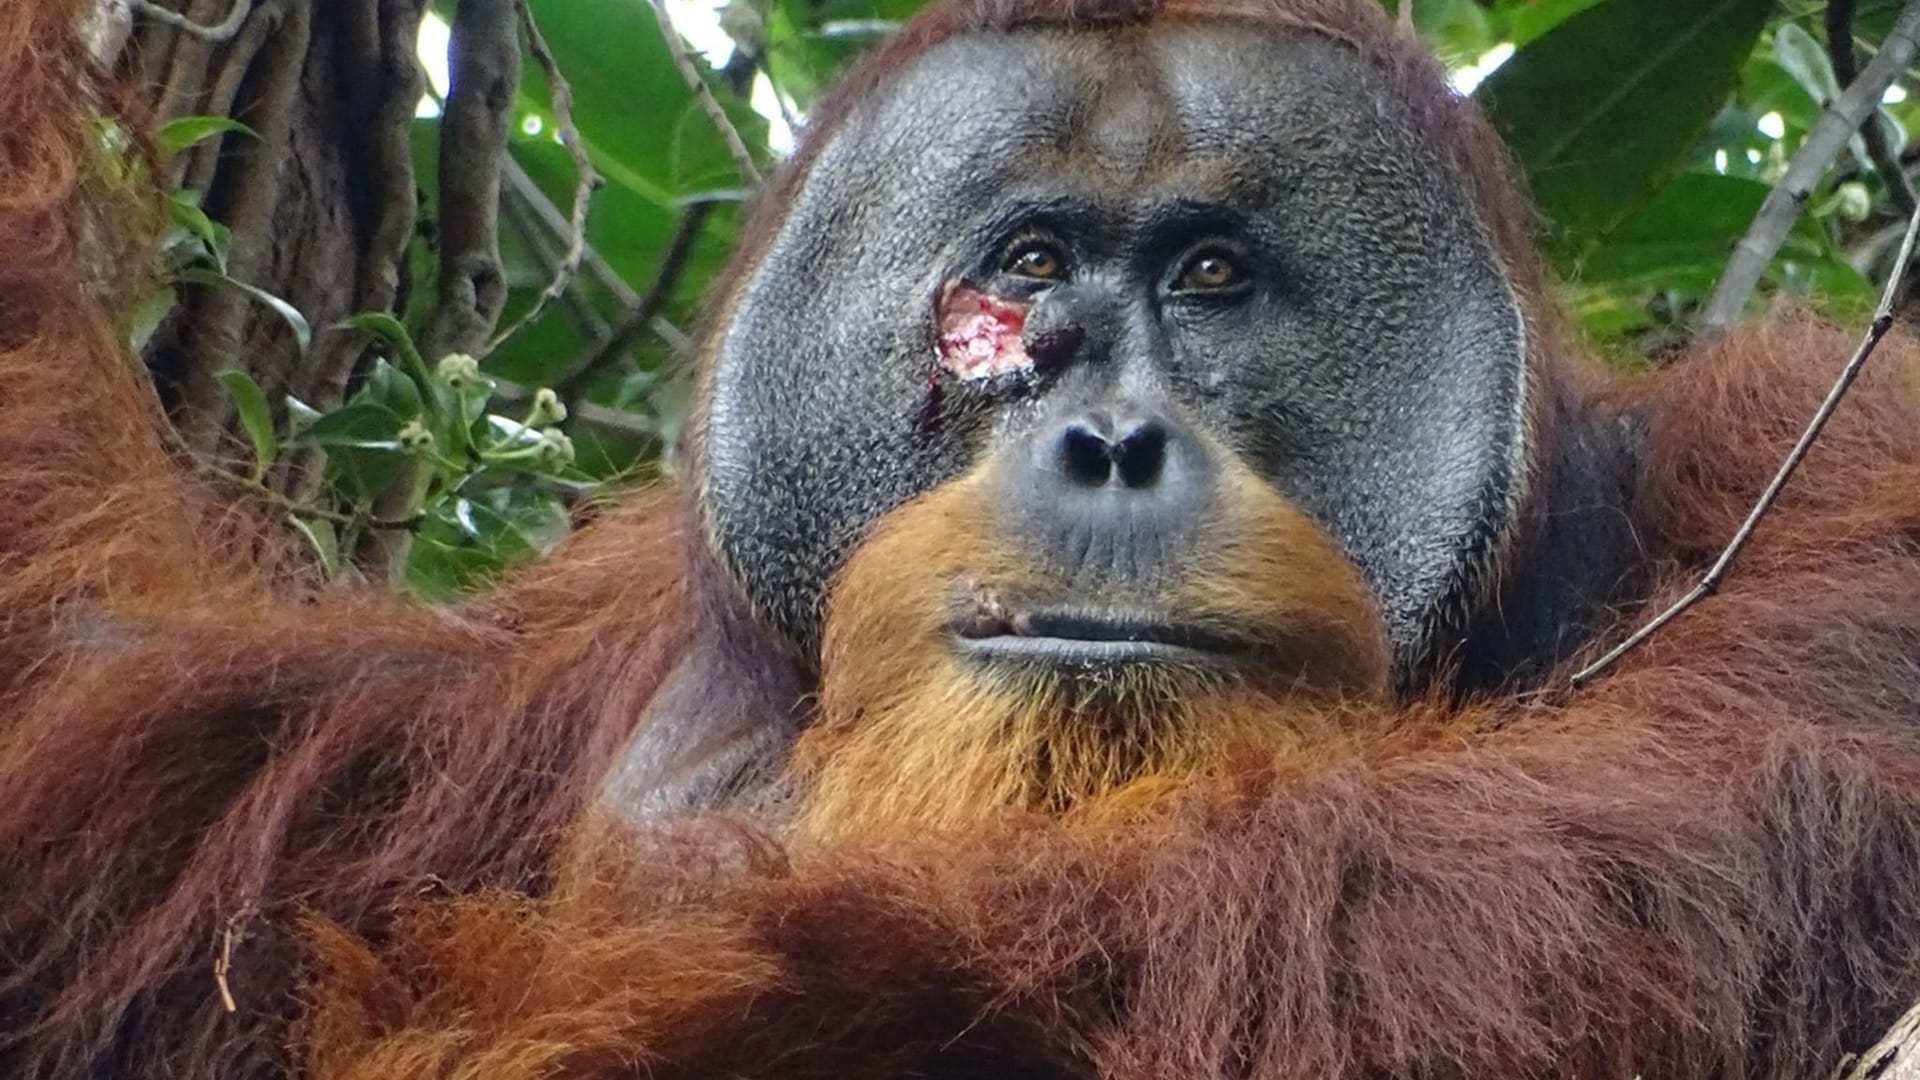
[831,22,1397,199]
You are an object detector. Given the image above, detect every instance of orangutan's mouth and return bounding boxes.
[954,603,1247,667]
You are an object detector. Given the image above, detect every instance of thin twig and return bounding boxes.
[486,0,605,355]
[493,377,658,441]
[132,0,252,42]
[501,186,612,340]
[1827,0,1917,215]
[201,462,424,530]
[504,158,637,306]
[1833,997,1920,1079]
[647,0,762,185]
[211,904,257,1014]
[1699,0,1920,337]
[501,158,692,353]
[557,202,711,400]
[1571,198,1920,688]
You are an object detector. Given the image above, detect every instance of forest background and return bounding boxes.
[96,0,1920,594]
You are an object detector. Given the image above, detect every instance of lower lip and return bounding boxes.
[955,634,1221,667]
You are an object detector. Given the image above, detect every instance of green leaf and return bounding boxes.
[1505,0,1612,48]
[361,358,425,421]
[295,401,406,448]
[288,515,341,578]
[128,286,177,351]
[406,532,497,601]
[325,444,405,503]
[455,375,495,429]
[177,267,313,351]
[405,490,559,598]
[1771,23,1842,107]
[760,0,922,119]
[428,370,495,460]
[1478,0,1773,252]
[215,369,279,480]
[156,115,259,157]
[481,0,761,392]
[166,190,232,271]
[1577,173,1771,292]
[496,136,737,390]
[1571,171,1875,339]
[519,0,770,207]
[485,413,545,450]
[285,395,324,435]
[482,485,572,556]
[337,311,431,387]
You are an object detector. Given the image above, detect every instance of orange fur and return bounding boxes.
[3,0,1920,1077]
[299,320,1920,1079]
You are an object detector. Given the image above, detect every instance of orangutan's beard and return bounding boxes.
[791,654,1374,839]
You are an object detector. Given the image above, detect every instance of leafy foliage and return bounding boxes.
[219,320,589,595]
[147,0,1918,591]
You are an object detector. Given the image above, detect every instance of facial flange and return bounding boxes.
[700,21,1528,678]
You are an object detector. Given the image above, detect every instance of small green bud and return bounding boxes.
[436,352,481,387]
[1832,181,1872,223]
[537,428,575,467]
[397,419,435,455]
[530,387,568,427]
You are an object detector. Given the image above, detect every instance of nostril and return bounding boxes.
[1112,420,1168,488]
[1060,423,1114,487]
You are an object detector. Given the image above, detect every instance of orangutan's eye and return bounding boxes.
[1003,241,1067,281]
[1175,251,1245,292]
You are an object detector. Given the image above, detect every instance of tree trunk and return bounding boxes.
[123,0,431,475]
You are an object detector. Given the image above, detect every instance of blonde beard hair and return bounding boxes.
[790,462,1391,841]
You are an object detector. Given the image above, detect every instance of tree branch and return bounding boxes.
[490,205,661,444]
[362,0,520,578]
[647,0,762,185]
[131,0,251,43]
[1698,0,1920,337]
[88,0,135,64]
[174,0,286,192]
[1572,195,1920,688]
[485,0,604,355]
[153,0,238,123]
[503,158,635,306]
[556,201,710,401]
[422,0,519,362]
[281,0,430,501]
[176,0,310,455]
[1826,0,1916,215]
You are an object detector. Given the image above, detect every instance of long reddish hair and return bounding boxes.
[2,0,1919,1077]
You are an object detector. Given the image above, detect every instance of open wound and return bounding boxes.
[936,283,1034,380]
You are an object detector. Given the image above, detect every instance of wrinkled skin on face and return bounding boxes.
[701,24,1528,677]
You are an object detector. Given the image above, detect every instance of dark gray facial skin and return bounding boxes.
[701,22,1529,675]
